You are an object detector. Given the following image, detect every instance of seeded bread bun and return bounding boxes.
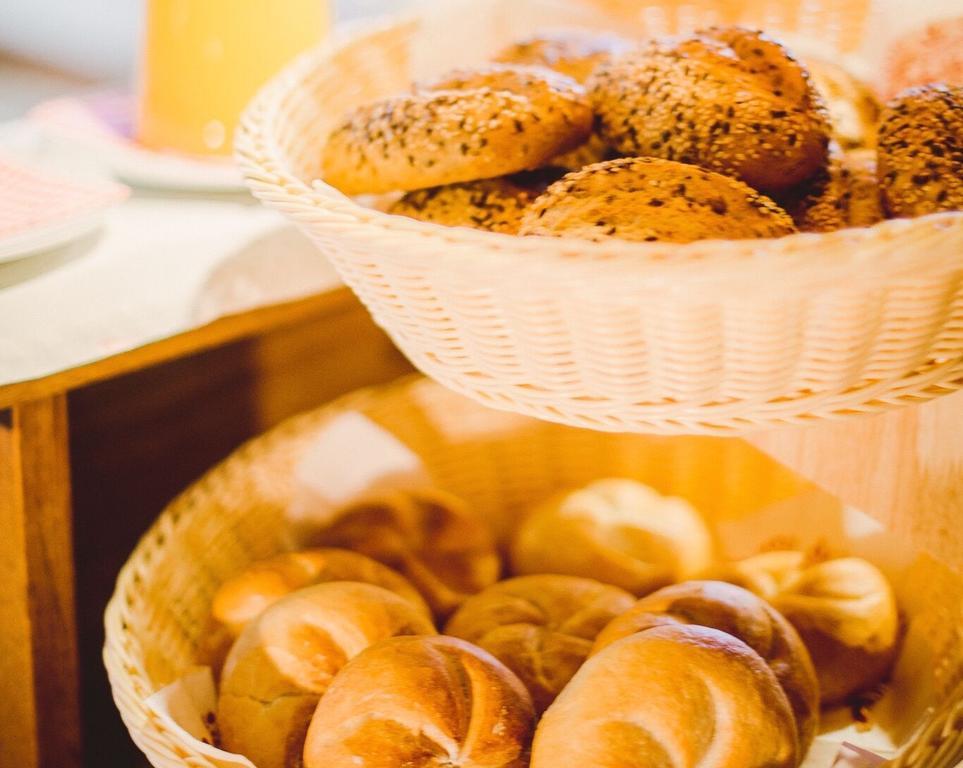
[445,575,635,712]
[593,580,819,754]
[494,30,636,83]
[493,32,630,172]
[877,84,963,218]
[519,157,797,243]
[788,148,884,232]
[806,58,880,149]
[389,177,538,233]
[589,27,831,194]
[323,65,591,195]
[550,132,620,172]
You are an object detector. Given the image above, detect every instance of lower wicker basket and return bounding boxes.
[104,376,963,768]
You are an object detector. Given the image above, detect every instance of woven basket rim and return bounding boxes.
[234,1,963,296]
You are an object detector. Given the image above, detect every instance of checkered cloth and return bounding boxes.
[0,153,128,242]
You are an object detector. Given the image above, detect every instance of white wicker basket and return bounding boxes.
[104,377,963,768]
[235,0,963,435]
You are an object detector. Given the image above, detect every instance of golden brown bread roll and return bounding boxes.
[212,548,430,634]
[715,551,900,704]
[388,177,539,234]
[787,148,884,232]
[310,488,500,619]
[531,624,799,768]
[593,580,819,753]
[806,58,880,150]
[493,32,631,171]
[494,30,636,83]
[877,84,963,218]
[323,65,591,195]
[445,574,635,712]
[549,133,617,172]
[198,548,429,675]
[589,27,831,194]
[519,157,797,242]
[216,582,435,768]
[511,478,714,595]
[303,635,535,768]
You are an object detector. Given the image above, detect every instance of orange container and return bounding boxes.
[137,0,330,156]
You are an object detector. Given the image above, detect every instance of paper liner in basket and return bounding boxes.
[145,667,254,768]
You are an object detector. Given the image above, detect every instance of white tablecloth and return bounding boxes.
[0,122,340,387]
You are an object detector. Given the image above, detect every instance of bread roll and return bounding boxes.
[716,551,899,704]
[446,575,635,712]
[213,548,430,634]
[519,157,797,243]
[217,582,435,768]
[531,624,798,768]
[589,27,831,194]
[323,65,591,195]
[310,488,500,619]
[197,548,430,674]
[303,635,535,768]
[786,147,884,232]
[389,177,539,234]
[493,32,634,173]
[877,84,963,218]
[593,580,818,752]
[511,478,714,595]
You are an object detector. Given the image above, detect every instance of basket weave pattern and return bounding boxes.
[104,377,963,768]
[235,0,963,435]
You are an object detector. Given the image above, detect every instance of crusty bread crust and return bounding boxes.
[787,148,883,232]
[531,625,798,768]
[446,575,635,712]
[519,157,797,243]
[217,582,435,768]
[878,84,963,218]
[303,636,535,768]
[593,580,819,753]
[323,65,592,194]
[712,551,900,704]
[310,487,500,620]
[389,177,539,233]
[589,27,831,194]
[510,478,715,593]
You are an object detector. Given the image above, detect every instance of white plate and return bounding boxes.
[0,209,107,263]
[0,211,104,263]
[0,150,129,263]
[28,93,246,192]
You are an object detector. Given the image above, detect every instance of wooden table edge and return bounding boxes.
[0,286,357,408]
